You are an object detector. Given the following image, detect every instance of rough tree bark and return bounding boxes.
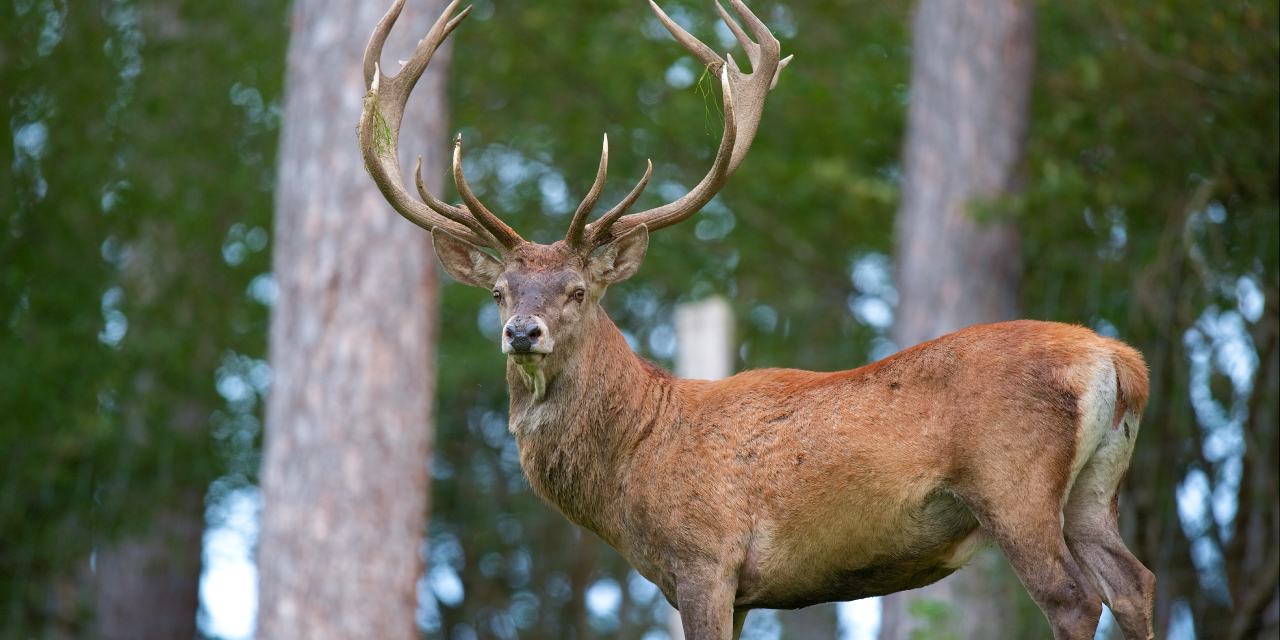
[878,1,1034,639]
[256,0,449,637]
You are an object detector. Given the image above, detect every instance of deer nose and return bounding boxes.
[504,316,543,353]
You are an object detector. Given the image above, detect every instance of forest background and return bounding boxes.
[2,0,1276,638]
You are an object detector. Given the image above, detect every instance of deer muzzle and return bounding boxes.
[502,315,554,356]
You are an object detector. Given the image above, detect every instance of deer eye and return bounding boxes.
[492,289,503,304]
[572,288,586,303]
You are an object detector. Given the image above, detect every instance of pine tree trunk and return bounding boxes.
[93,494,203,640]
[878,0,1034,638]
[256,0,448,637]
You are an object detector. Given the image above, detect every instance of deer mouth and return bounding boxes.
[509,353,546,365]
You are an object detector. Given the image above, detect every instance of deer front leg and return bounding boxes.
[675,570,739,640]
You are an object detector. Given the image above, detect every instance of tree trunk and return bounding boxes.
[93,494,203,640]
[879,0,1034,638]
[670,298,735,640]
[778,604,840,639]
[256,0,448,637]
[566,529,597,640]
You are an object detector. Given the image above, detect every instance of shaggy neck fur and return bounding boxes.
[505,306,674,542]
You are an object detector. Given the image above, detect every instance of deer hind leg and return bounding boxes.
[1063,524,1155,640]
[958,464,1102,639]
[1063,419,1155,640]
[983,514,1103,640]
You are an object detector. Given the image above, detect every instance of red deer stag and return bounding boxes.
[358,2,1155,638]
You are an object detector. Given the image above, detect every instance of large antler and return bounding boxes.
[571,0,791,250]
[359,0,525,251]
[361,0,786,254]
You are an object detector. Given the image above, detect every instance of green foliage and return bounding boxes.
[369,100,395,157]
[906,599,959,640]
[1,0,287,632]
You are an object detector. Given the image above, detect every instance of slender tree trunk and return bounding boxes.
[85,286,220,640]
[778,604,839,639]
[566,529,597,640]
[257,0,448,637]
[878,1,1034,638]
[93,493,203,640]
[668,298,735,640]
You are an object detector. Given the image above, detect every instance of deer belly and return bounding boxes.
[736,489,983,609]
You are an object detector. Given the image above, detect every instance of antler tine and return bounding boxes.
[725,0,779,57]
[593,68,738,241]
[359,0,499,248]
[453,135,526,250]
[647,0,723,71]
[587,159,653,247]
[363,0,404,87]
[395,0,472,95]
[414,155,494,241]
[565,134,610,249]
[721,0,793,88]
[715,3,752,60]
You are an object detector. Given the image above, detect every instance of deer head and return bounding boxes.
[359,0,789,397]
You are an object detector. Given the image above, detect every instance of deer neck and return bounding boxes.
[505,307,672,538]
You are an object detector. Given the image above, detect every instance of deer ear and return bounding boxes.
[589,224,649,285]
[432,229,503,288]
